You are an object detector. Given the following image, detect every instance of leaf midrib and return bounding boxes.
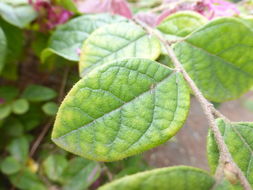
[53,72,176,140]
[184,41,253,78]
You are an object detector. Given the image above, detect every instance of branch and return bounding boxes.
[134,18,252,190]
[29,119,54,157]
[30,67,70,157]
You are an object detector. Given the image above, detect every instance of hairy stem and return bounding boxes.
[134,18,252,190]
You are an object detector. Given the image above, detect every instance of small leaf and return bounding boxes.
[19,104,45,131]
[174,18,253,102]
[42,154,68,182]
[0,2,37,28]
[98,166,215,190]
[61,157,101,190]
[0,156,21,175]
[0,103,11,120]
[3,116,24,137]
[52,58,190,161]
[42,102,58,116]
[10,168,46,190]
[157,11,207,41]
[7,136,29,164]
[42,14,127,62]
[22,85,57,102]
[79,22,161,76]
[55,0,78,13]
[11,99,29,115]
[208,119,253,186]
[0,85,19,101]
[0,26,6,74]
[0,19,24,64]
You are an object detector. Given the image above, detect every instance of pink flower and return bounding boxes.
[0,98,4,105]
[75,0,132,19]
[30,0,73,31]
[156,0,240,24]
[134,12,158,27]
[202,0,240,19]
[76,48,81,56]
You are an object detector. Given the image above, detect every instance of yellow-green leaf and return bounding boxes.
[79,22,161,76]
[52,58,190,161]
[99,166,215,190]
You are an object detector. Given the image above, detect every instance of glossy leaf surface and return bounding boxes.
[42,14,127,62]
[174,18,253,102]
[79,22,161,76]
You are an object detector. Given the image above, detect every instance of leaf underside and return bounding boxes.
[98,166,215,190]
[79,22,161,77]
[208,119,253,187]
[52,58,190,161]
[175,17,253,102]
[157,11,207,40]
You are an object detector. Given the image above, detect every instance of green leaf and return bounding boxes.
[0,26,7,73]
[52,58,190,161]
[42,102,58,116]
[0,19,24,64]
[10,168,46,190]
[213,179,242,190]
[79,22,161,76]
[111,155,150,178]
[0,2,37,28]
[0,85,19,101]
[208,119,253,186]
[42,14,127,62]
[0,156,21,175]
[0,103,11,120]
[7,136,29,164]
[42,154,68,182]
[1,0,28,5]
[3,116,24,137]
[19,104,45,131]
[99,166,215,190]
[22,85,57,102]
[157,11,207,41]
[174,18,253,102]
[11,99,29,115]
[55,0,78,12]
[61,157,101,190]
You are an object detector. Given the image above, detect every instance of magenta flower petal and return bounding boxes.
[111,0,132,19]
[76,0,111,13]
[0,98,5,105]
[75,0,132,19]
[156,9,175,25]
[31,0,73,31]
[134,12,158,27]
[76,48,81,56]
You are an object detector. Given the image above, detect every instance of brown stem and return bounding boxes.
[134,18,252,190]
[29,119,54,157]
[58,66,70,103]
[30,66,70,157]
